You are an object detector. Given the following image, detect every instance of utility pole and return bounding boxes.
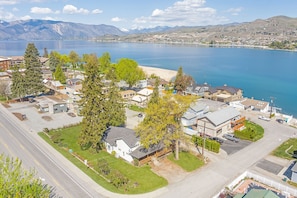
[202,121,206,158]
[270,96,275,118]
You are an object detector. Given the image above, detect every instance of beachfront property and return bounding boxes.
[204,85,243,103]
[183,83,211,97]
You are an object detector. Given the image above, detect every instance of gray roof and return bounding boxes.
[292,162,297,172]
[103,126,139,148]
[205,107,240,126]
[190,102,207,112]
[130,143,163,159]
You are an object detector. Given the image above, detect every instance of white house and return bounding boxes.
[103,127,140,163]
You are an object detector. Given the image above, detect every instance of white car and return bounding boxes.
[258,115,271,121]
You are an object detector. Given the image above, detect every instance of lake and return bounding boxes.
[1,40,296,117]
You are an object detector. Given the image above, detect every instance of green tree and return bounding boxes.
[24,43,44,96]
[78,54,108,151]
[11,65,26,100]
[115,58,146,87]
[54,64,66,84]
[105,67,126,127]
[148,77,160,105]
[69,50,80,69]
[135,94,194,160]
[99,52,112,74]
[0,154,51,197]
[49,51,61,72]
[174,66,195,94]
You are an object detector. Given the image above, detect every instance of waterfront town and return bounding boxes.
[1,52,297,198]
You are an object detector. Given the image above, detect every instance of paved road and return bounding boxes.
[0,105,103,198]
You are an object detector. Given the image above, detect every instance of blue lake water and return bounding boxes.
[1,40,296,117]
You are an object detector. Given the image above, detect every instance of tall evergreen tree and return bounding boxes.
[78,54,108,151]
[49,51,61,72]
[54,64,66,84]
[0,154,52,197]
[105,67,126,127]
[24,43,44,96]
[11,65,26,100]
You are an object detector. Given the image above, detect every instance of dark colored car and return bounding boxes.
[223,134,240,143]
[209,137,224,144]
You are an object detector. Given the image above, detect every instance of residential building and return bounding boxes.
[184,83,211,96]
[204,84,243,103]
[131,88,153,107]
[0,57,11,71]
[35,96,68,114]
[103,126,168,166]
[291,162,297,183]
[197,107,243,137]
[120,90,136,102]
[234,189,279,198]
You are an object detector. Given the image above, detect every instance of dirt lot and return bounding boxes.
[150,158,189,183]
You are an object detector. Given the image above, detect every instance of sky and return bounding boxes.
[0,0,297,31]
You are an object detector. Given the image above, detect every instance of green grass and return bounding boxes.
[128,105,145,112]
[167,151,204,172]
[272,138,297,160]
[234,121,264,142]
[39,125,167,194]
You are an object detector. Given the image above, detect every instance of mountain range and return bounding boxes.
[1,16,297,47]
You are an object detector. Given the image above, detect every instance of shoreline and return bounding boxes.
[139,65,177,82]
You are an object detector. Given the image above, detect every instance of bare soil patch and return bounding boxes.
[13,112,26,121]
[2,103,11,108]
[42,116,53,121]
[150,158,189,183]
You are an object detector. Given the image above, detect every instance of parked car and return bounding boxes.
[223,134,239,143]
[276,119,284,124]
[209,137,224,144]
[258,115,271,121]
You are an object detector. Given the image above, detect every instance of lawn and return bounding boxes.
[234,120,264,141]
[272,138,297,160]
[39,125,167,194]
[167,151,204,172]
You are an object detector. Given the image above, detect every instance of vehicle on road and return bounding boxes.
[258,115,271,121]
[276,118,284,124]
[209,136,224,144]
[223,134,239,143]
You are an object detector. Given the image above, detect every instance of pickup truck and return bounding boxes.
[223,134,239,143]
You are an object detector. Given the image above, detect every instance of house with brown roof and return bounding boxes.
[0,57,11,71]
[204,84,243,103]
[120,90,136,101]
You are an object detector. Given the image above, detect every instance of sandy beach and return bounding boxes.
[139,65,177,82]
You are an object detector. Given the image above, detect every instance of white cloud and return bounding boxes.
[225,7,243,16]
[111,17,124,22]
[12,7,19,12]
[20,15,32,20]
[0,0,18,5]
[63,4,89,14]
[92,9,102,14]
[30,7,53,14]
[0,8,15,20]
[133,0,228,28]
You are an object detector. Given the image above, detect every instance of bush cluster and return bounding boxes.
[234,121,264,142]
[191,136,220,153]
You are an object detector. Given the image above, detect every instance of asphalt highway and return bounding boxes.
[0,106,101,198]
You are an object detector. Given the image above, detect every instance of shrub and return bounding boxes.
[191,136,220,153]
[234,121,264,142]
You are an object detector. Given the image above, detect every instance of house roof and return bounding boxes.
[103,126,139,148]
[291,162,297,172]
[241,98,269,110]
[132,95,147,102]
[190,102,207,113]
[240,189,279,198]
[206,85,241,95]
[137,88,153,96]
[204,107,240,126]
[130,143,163,159]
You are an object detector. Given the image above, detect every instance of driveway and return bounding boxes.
[220,139,252,155]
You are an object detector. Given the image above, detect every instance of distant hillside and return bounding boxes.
[0,19,126,40]
[101,16,297,48]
